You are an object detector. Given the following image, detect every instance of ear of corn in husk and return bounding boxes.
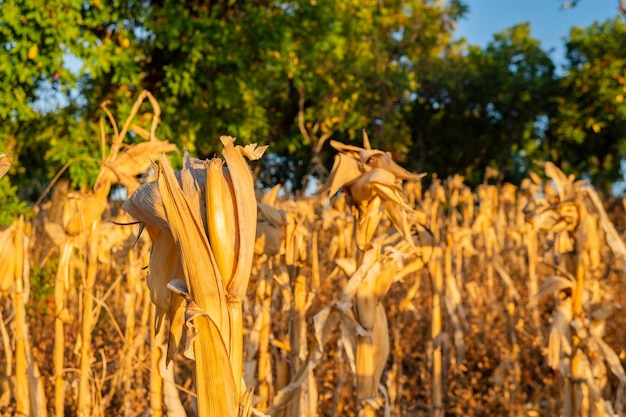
[124,136,266,416]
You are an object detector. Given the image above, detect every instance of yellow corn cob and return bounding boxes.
[206,157,238,287]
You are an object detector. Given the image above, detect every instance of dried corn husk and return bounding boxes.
[206,158,237,286]
[62,186,109,236]
[124,136,266,416]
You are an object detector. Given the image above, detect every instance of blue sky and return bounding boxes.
[455,0,622,70]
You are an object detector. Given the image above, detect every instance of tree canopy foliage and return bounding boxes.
[1,0,626,221]
[548,17,626,194]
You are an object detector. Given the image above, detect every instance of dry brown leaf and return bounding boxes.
[255,187,286,258]
[335,258,357,277]
[329,139,366,159]
[589,334,626,384]
[124,181,171,236]
[534,275,574,300]
[548,300,572,370]
[43,223,67,248]
[62,187,108,236]
[361,150,425,182]
[544,162,571,201]
[260,184,282,206]
[584,188,626,259]
[348,168,408,208]
[371,303,390,400]
[96,140,177,194]
[0,153,12,179]
[258,202,286,227]
[145,226,185,326]
[529,170,542,186]
[319,153,362,198]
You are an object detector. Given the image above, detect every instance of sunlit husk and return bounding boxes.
[206,158,237,287]
[148,226,185,333]
[0,223,17,294]
[62,187,109,236]
[123,135,266,416]
[218,136,268,296]
[157,151,230,343]
[123,180,170,234]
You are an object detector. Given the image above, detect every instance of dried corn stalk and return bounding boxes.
[527,162,626,417]
[124,136,266,417]
[247,188,286,411]
[273,197,317,417]
[320,131,423,417]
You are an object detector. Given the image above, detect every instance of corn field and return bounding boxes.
[1,93,625,417]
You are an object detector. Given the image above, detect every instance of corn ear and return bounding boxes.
[125,137,265,415]
[157,152,236,416]
[206,157,237,287]
[157,152,230,342]
[218,136,267,401]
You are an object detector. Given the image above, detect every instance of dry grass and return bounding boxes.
[0,95,625,417]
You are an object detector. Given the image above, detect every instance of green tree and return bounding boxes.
[546,18,626,195]
[1,0,469,197]
[408,24,557,185]
[0,1,87,220]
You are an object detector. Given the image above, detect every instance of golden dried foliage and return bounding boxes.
[2,96,625,417]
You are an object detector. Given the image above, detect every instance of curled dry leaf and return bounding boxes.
[361,149,425,182]
[321,133,423,255]
[0,153,12,179]
[319,153,362,198]
[96,140,178,195]
[349,168,409,208]
[62,187,109,236]
[255,202,286,256]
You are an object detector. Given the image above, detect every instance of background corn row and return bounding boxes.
[1,99,625,417]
